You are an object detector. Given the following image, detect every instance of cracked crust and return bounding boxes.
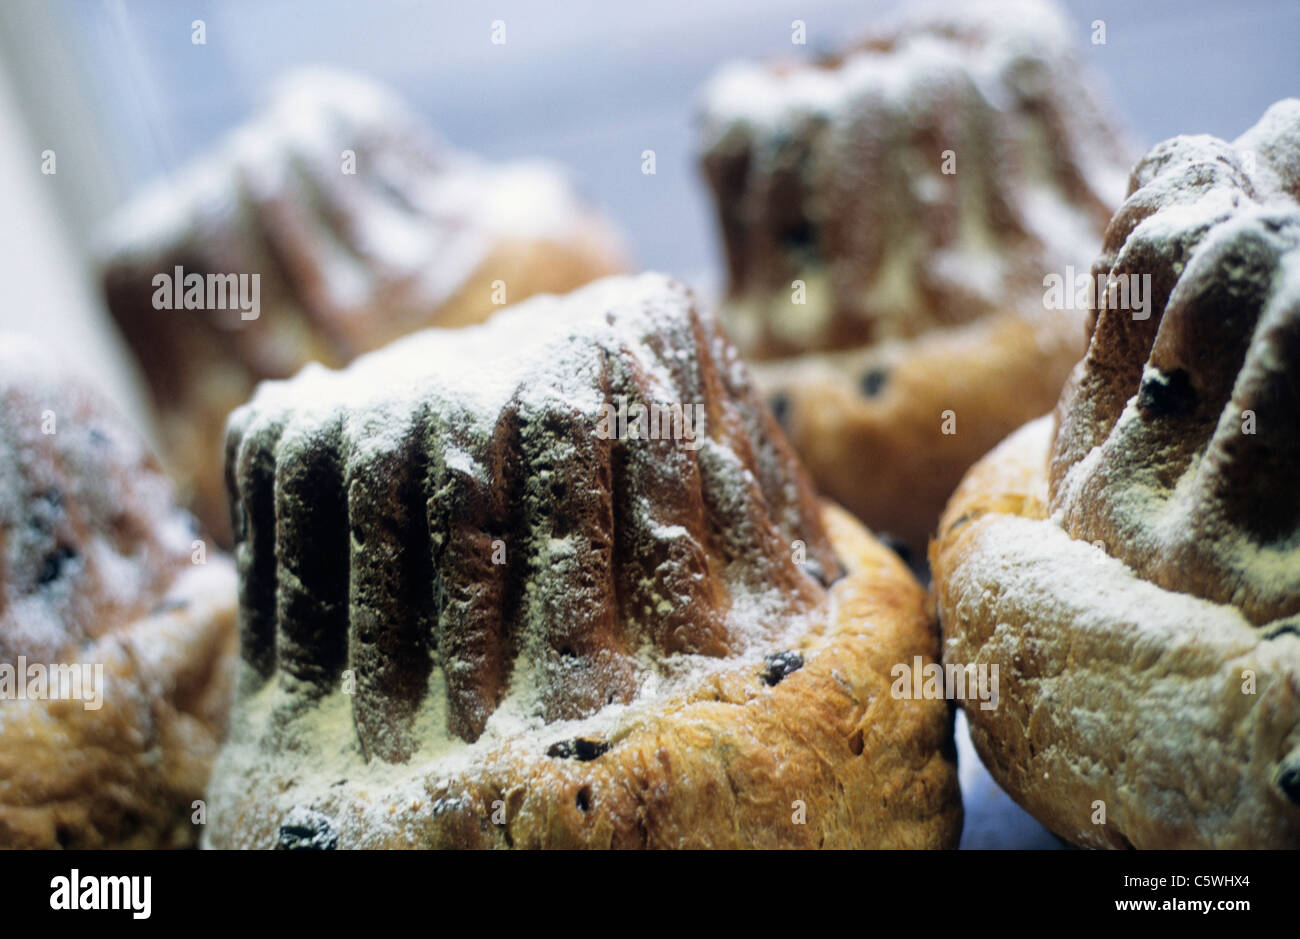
[931,417,1300,848]
[206,503,961,849]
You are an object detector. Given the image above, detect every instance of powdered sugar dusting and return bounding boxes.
[208,273,836,844]
[0,333,194,662]
[98,67,621,325]
[697,0,1134,358]
[1050,99,1300,625]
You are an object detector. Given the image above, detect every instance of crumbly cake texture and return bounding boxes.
[99,67,626,544]
[932,101,1300,848]
[696,0,1133,552]
[0,334,237,848]
[205,274,961,848]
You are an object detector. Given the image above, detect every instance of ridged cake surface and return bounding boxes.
[99,68,625,542]
[1050,99,1300,626]
[698,0,1132,358]
[929,101,1300,848]
[221,274,839,764]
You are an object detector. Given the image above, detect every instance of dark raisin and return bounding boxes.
[148,597,190,616]
[848,728,864,755]
[801,556,846,587]
[576,787,593,812]
[1137,368,1196,417]
[1263,615,1300,641]
[877,532,913,566]
[37,546,77,585]
[1277,755,1300,805]
[768,392,791,429]
[779,218,817,250]
[762,651,804,686]
[276,808,338,850]
[947,512,975,535]
[859,367,889,398]
[546,738,610,761]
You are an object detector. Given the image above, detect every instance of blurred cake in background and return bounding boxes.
[98,68,627,545]
[696,0,1134,553]
[0,334,236,848]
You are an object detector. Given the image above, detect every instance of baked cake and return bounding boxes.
[697,0,1134,551]
[931,99,1300,848]
[204,273,961,849]
[99,68,626,545]
[0,333,237,848]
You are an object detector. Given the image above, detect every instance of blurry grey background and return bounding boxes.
[6,0,1299,285]
[0,0,1296,849]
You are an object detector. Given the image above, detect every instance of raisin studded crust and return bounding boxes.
[696,0,1134,553]
[99,68,625,545]
[0,335,237,848]
[204,274,960,848]
[754,311,1081,555]
[931,100,1300,848]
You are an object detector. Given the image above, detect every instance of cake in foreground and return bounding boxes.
[205,273,960,848]
[0,334,237,848]
[931,100,1300,848]
[99,68,626,544]
[697,0,1133,552]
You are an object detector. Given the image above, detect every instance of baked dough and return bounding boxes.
[99,68,625,544]
[204,274,960,848]
[931,100,1300,848]
[0,335,237,848]
[210,502,959,849]
[697,0,1134,553]
[754,311,1081,552]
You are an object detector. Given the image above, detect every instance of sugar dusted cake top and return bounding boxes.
[1049,99,1300,625]
[224,273,839,763]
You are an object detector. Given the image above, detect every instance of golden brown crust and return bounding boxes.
[206,503,961,849]
[696,1,1132,556]
[0,562,238,849]
[0,336,240,848]
[931,102,1300,848]
[757,310,1084,553]
[931,418,1300,848]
